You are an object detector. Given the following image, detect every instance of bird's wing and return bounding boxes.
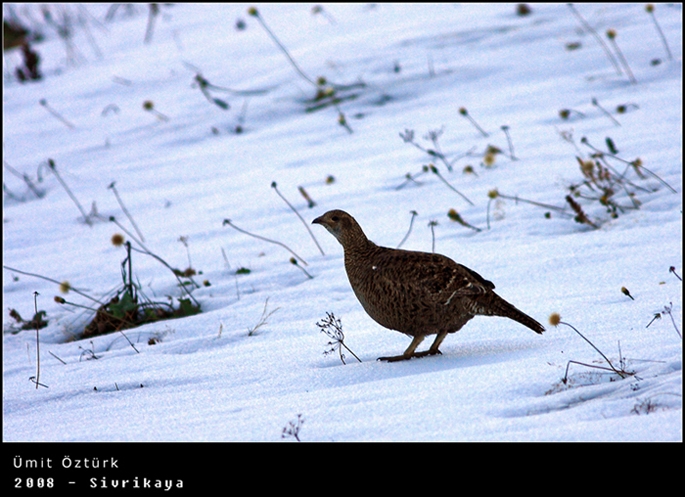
[373,249,494,301]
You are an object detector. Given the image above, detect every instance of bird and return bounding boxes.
[312,209,544,362]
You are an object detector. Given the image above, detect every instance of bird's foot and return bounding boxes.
[413,349,442,358]
[377,354,412,362]
[377,349,441,362]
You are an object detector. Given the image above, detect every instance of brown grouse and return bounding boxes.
[312,209,544,362]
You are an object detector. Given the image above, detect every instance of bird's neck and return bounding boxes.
[343,236,378,260]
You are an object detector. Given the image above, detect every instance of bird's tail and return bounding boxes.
[489,294,545,334]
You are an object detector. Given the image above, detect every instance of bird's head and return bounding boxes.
[312,209,365,247]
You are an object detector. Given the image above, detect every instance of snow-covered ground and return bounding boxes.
[3,3,681,442]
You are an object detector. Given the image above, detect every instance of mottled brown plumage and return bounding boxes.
[312,209,544,362]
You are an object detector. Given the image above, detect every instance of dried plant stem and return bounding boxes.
[557,319,626,379]
[606,30,636,84]
[495,191,567,213]
[32,292,47,389]
[298,186,316,208]
[580,137,676,193]
[127,245,201,308]
[396,170,427,190]
[428,220,437,252]
[459,107,488,137]
[223,218,308,266]
[397,210,418,249]
[567,4,621,75]
[447,209,481,232]
[249,8,319,88]
[566,195,599,229]
[108,182,145,242]
[501,125,518,160]
[48,159,92,225]
[4,162,45,198]
[646,5,672,61]
[428,164,474,206]
[248,297,280,336]
[591,98,620,126]
[290,257,313,279]
[108,216,150,253]
[49,351,67,365]
[661,302,681,338]
[3,265,103,305]
[144,3,159,44]
[39,99,75,129]
[317,312,361,364]
[271,182,325,255]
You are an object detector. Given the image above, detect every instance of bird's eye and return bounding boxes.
[331,216,340,222]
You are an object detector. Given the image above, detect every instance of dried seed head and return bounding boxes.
[143,100,154,111]
[247,6,258,16]
[559,109,570,119]
[59,281,71,294]
[458,107,468,116]
[487,189,499,199]
[463,165,475,174]
[645,4,654,13]
[54,296,66,304]
[483,152,496,167]
[325,175,335,184]
[579,159,595,178]
[486,145,502,155]
[447,208,460,222]
[606,29,617,39]
[516,4,532,16]
[548,313,561,327]
[111,233,125,246]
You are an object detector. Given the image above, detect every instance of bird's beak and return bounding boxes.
[312,215,324,225]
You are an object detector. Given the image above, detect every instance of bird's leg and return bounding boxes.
[412,331,448,358]
[378,334,425,362]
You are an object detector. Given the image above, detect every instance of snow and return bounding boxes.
[3,3,681,443]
